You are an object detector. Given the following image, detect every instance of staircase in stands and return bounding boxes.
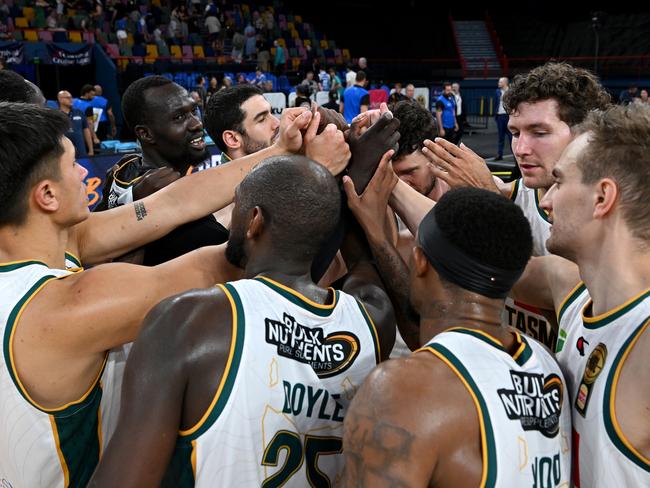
[452,20,502,78]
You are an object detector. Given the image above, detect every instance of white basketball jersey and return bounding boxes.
[556,283,650,487]
[0,259,126,487]
[503,178,558,351]
[162,277,383,487]
[419,327,572,487]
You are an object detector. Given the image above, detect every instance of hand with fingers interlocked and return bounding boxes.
[422,137,501,194]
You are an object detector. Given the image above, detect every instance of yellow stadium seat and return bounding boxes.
[287,22,294,31]
[342,48,351,61]
[304,39,311,47]
[320,39,328,49]
[127,33,134,46]
[146,44,158,58]
[193,45,204,58]
[270,47,276,56]
[69,31,82,43]
[295,15,302,23]
[170,45,182,58]
[217,55,226,64]
[292,58,300,69]
[24,29,38,41]
[22,7,35,21]
[15,17,28,28]
[291,30,299,39]
[277,38,286,47]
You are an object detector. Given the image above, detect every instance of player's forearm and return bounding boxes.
[366,234,420,350]
[161,143,284,224]
[388,179,435,235]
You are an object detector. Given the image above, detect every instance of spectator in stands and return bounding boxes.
[257,35,271,72]
[305,44,316,73]
[263,80,274,93]
[637,88,650,105]
[435,82,458,143]
[206,76,219,99]
[329,67,343,97]
[619,84,639,105]
[0,56,5,70]
[74,84,99,147]
[451,82,466,144]
[253,68,267,87]
[405,83,415,99]
[495,76,512,160]
[274,40,286,74]
[194,75,207,104]
[357,57,371,84]
[388,83,407,106]
[294,84,312,109]
[231,29,245,63]
[341,71,369,123]
[346,64,357,88]
[236,73,249,85]
[204,11,221,42]
[92,84,117,141]
[319,66,331,92]
[244,22,256,61]
[221,76,233,90]
[323,89,339,111]
[57,90,94,157]
[301,71,319,95]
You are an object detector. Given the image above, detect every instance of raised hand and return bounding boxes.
[347,112,400,193]
[422,138,500,194]
[304,110,350,176]
[275,107,314,154]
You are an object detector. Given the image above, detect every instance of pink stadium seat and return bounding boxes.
[105,43,120,58]
[38,30,52,42]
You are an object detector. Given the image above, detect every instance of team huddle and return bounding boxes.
[0,61,648,488]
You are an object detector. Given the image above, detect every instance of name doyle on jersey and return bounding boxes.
[265,312,360,378]
[497,371,563,438]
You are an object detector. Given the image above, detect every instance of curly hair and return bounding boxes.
[574,104,650,241]
[392,100,435,160]
[503,62,611,126]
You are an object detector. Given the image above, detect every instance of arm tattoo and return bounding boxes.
[369,239,420,349]
[134,201,148,221]
[344,409,416,487]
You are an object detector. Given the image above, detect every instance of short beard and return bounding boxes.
[225,228,247,269]
[242,132,271,156]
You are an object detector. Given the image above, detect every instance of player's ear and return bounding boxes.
[412,246,429,277]
[32,179,60,214]
[246,205,265,239]
[222,130,242,150]
[135,125,154,145]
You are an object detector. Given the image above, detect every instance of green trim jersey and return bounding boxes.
[0,260,129,487]
[503,179,558,351]
[418,327,571,488]
[556,283,650,487]
[163,277,383,487]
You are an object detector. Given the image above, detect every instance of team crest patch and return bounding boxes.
[498,371,563,438]
[575,343,607,417]
[265,312,360,378]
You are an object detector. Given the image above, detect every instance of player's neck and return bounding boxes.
[141,148,189,174]
[244,257,314,286]
[418,296,511,346]
[0,216,69,269]
[576,229,650,316]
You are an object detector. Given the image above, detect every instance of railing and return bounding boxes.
[448,13,467,79]
[484,10,507,74]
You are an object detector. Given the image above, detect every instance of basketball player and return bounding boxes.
[512,104,650,487]
[89,155,396,487]
[414,62,611,350]
[342,187,571,486]
[0,101,319,487]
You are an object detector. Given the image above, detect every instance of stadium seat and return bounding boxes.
[83,32,95,44]
[22,6,34,22]
[295,15,302,23]
[13,30,23,42]
[132,44,146,57]
[320,39,328,49]
[127,33,134,46]
[146,44,158,58]
[24,29,38,42]
[68,30,82,43]
[38,30,52,42]
[170,45,182,59]
[342,49,351,61]
[14,17,28,28]
[182,45,193,59]
[53,31,68,42]
[193,45,205,58]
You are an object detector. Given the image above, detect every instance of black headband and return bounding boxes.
[417,210,524,299]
